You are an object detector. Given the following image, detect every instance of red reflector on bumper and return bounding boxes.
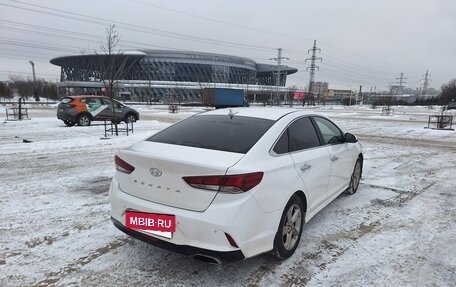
[225,233,239,248]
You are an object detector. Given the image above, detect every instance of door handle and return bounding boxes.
[300,164,311,171]
[331,156,339,162]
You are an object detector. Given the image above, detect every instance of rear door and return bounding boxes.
[312,116,354,197]
[81,97,108,120]
[285,117,331,212]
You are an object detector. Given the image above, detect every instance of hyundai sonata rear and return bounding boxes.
[109,108,363,262]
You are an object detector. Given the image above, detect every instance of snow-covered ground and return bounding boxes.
[0,105,455,287]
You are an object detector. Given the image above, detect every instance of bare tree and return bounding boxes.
[0,81,13,100]
[9,76,34,99]
[287,84,298,106]
[98,24,124,135]
[441,79,456,105]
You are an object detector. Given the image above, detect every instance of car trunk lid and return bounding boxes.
[116,141,244,212]
[58,97,75,110]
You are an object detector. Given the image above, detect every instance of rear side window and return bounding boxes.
[148,115,274,154]
[81,97,102,106]
[273,130,289,154]
[60,97,73,104]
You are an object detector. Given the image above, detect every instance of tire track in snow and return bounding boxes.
[357,134,456,152]
[33,237,132,287]
[259,180,437,286]
[371,182,436,207]
[277,221,382,287]
[244,257,282,287]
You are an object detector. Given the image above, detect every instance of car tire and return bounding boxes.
[273,194,304,260]
[125,113,137,123]
[77,114,91,126]
[345,158,362,195]
[63,120,76,127]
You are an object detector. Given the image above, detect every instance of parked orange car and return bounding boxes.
[57,95,139,126]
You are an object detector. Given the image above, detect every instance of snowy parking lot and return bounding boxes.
[1,104,455,286]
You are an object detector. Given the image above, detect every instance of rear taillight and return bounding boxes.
[182,172,263,193]
[115,155,135,174]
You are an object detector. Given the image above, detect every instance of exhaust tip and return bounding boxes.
[193,254,222,265]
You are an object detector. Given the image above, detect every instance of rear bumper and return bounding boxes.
[57,109,78,122]
[109,177,281,259]
[111,217,245,262]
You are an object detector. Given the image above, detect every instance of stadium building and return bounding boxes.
[50,50,298,102]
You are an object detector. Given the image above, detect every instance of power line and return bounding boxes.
[0,38,80,53]
[127,0,405,71]
[318,63,392,82]
[0,20,185,51]
[2,1,277,52]
[128,0,314,44]
[0,46,58,58]
[317,70,379,86]
[283,58,392,80]
[0,69,58,77]
[320,52,392,76]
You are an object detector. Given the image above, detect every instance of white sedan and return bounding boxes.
[109,108,363,263]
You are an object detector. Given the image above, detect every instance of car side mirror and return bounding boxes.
[345,133,358,143]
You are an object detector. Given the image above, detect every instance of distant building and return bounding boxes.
[309,81,328,100]
[50,50,297,102]
[325,89,355,102]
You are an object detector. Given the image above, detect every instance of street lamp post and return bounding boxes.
[29,61,39,101]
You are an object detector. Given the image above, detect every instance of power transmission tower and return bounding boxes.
[270,48,289,105]
[305,40,322,105]
[420,69,432,96]
[396,72,407,95]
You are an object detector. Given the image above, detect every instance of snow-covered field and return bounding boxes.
[0,105,455,287]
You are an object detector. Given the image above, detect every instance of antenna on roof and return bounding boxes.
[228,109,238,119]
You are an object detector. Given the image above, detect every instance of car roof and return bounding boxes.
[201,107,315,121]
[65,95,108,99]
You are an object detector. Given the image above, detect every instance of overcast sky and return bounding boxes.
[1,0,455,91]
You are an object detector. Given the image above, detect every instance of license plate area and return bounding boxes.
[125,211,175,239]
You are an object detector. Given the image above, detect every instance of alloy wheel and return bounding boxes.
[126,114,136,123]
[282,203,302,250]
[78,115,91,126]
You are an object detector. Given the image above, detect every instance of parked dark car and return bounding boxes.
[57,95,140,126]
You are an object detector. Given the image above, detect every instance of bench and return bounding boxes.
[104,121,134,137]
[6,108,29,120]
[381,107,394,116]
[169,104,178,113]
[426,115,454,130]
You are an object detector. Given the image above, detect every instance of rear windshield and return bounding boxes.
[147,115,274,153]
[60,97,74,104]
